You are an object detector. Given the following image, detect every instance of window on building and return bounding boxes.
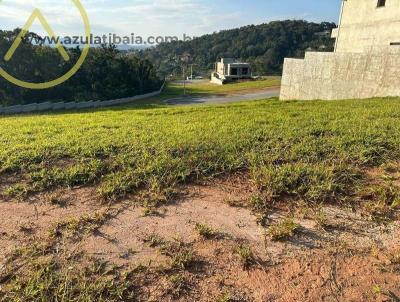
[377,0,386,7]
[242,68,249,75]
[231,68,238,76]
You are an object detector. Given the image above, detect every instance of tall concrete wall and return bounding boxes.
[280,49,400,101]
[334,0,400,53]
[280,0,400,101]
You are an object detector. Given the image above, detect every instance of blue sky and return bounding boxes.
[0,0,342,38]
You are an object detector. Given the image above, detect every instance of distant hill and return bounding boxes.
[139,20,336,77]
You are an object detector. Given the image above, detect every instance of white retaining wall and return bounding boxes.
[0,81,166,115]
[210,74,224,85]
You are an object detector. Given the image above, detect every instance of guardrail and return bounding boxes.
[0,81,166,115]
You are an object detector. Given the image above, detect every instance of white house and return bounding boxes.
[211,58,252,85]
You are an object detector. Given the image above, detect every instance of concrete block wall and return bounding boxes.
[52,102,66,110]
[64,102,76,110]
[0,81,166,115]
[334,0,400,53]
[4,105,22,114]
[21,103,38,113]
[75,101,93,109]
[37,102,52,111]
[280,50,400,101]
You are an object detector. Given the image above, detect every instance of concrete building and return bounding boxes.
[280,0,400,100]
[211,58,252,85]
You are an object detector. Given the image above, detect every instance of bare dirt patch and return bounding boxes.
[0,175,399,301]
[0,187,108,260]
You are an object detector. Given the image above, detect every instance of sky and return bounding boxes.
[0,0,342,39]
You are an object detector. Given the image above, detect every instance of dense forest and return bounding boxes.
[139,20,336,77]
[0,29,162,106]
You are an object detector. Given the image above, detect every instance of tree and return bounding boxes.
[138,20,336,77]
[0,30,163,105]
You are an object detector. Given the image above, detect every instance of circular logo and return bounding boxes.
[0,0,91,89]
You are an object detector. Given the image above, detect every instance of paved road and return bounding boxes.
[164,87,281,106]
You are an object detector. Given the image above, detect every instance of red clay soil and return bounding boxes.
[0,177,399,301]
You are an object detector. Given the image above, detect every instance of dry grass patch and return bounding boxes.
[266,218,300,241]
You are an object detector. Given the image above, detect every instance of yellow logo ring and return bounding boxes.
[0,0,91,89]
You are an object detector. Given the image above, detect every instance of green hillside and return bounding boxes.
[139,20,336,77]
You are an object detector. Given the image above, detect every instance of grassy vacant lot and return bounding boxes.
[1,97,400,206]
[1,97,400,301]
[163,77,281,98]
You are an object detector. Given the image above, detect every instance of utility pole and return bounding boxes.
[188,64,197,80]
[183,66,186,95]
[179,52,191,96]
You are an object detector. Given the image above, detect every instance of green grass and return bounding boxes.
[195,223,218,239]
[234,244,256,269]
[1,259,137,302]
[266,218,301,241]
[164,77,281,97]
[50,211,110,240]
[0,242,138,302]
[1,96,400,301]
[1,97,400,205]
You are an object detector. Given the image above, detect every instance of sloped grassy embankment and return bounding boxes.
[1,97,399,204]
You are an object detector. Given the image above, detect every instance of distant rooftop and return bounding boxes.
[219,58,249,65]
